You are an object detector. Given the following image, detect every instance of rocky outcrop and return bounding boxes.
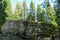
[1,20,18,34]
[0,33,23,40]
[1,20,51,40]
[1,20,25,34]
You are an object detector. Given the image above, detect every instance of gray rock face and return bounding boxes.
[1,20,51,40]
[1,20,18,34]
[1,20,25,34]
[18,22,25,34]
[0,34,24,40]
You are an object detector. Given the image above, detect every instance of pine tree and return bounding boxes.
[27,1,35,21]
[54,0,60,40]
[55,0,60,27]
[37,5,44,22]
[0,0,7,30]
[46,2,57,40]
[46,2,57,26]
[22,1,28,20]
[4,0,12,20]
[14,2,22,20]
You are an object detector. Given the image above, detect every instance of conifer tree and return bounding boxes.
[27,1,35,21]
[0,0,7,30]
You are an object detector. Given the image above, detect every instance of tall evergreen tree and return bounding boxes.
[22,1,28,20]
[5,0,11,13]
[0,0,7,30]
[54,0,60,40]
[27,1,35,21]
[46,2,57,40]
[55,0,60,27]
[4,0,12,20]
[14,2,22,20]
[37,5,44,22]
[46,2,57,26]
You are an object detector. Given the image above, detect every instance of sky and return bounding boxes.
[10,0,44,9]
[10,0,56,13]
[10,0,44,13]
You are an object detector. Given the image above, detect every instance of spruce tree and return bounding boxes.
[22,1,28,20]
[28,1,35,21]
[46,2,57,26]
[4,0,12,20]
[14,2,22,20]
[54,0,60,40]
[0,0,7,30]
[46,2,57,40]
[37,5,44,22]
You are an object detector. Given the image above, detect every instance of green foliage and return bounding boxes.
[22,1,25,19]
[23,1,26,8]
[6,13,20,20]
[0,0,59,38]
[0,0,2,2]
[54,1,60,39]
[6,1,23,20]
[22,1,28,20]
[15,2,23,20]
[0,0,8,30]
[30,1,35,11]
[5,0,12,20]
[4,0,11,14]
[55,0,60,27]
[0,0,7,25]
[46,2,57,26]
[27,1,35,21]
[37,5,44,22]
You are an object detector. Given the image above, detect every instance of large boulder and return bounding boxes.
[1,20,18,34]
[1,20,25,34]
[0,33,24,40]
[16,20,25,34]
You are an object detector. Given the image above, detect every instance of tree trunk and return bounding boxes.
[51,35,55,40]
[58,28,60,40]
[0,24,2,34]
